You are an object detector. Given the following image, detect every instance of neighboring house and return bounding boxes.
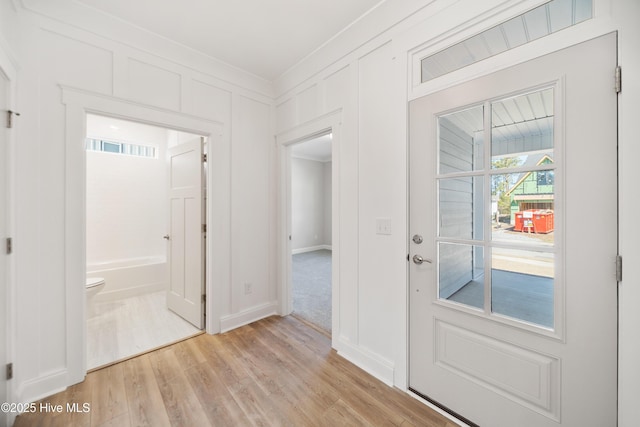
[506,154,554,224]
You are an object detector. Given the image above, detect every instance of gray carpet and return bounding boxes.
[292,249,332,332]
[448,269,554,328]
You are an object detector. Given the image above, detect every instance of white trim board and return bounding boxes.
[219,302,278,333]
[276,109,342,352]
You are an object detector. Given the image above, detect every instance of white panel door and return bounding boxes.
[409,34,617,427]
[167,138,204,329]
[0,70,8,427]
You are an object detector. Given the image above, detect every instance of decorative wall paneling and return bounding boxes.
[4,3,277,407]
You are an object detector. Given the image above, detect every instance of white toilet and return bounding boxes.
[86,277,105,315]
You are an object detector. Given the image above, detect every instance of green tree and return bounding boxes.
[491,157,522,217]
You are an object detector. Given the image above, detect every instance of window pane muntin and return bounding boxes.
[435,86,559,332]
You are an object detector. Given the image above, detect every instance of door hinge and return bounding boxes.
[6,237,12,254]
[6,363,12,380]
[6,110,20,129]
[616,255,623,282]
[202,294,206,304]
[615,66,622,93]
[202,153,207,162]
[202,224,207,233]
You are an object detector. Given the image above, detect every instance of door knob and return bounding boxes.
[412,254,432,264]
[163,235,170,240]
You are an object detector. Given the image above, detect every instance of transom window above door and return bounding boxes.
[436,86,556,330]
[420,0,593,83]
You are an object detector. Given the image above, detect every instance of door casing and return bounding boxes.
[62,87,223,385]
[276,110,342,349]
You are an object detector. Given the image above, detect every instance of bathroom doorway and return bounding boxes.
[85,114,204,370]
[290,133,332,334]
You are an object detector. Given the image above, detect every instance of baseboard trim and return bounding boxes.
[94,282,166,303]
[336,335,395,387]
[292,245,332,255]
[219,302,278,333]
[16,369,68,408]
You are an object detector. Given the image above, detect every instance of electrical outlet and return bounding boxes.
[244,282,252,295]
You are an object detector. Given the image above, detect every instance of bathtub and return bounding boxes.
[86,256,168,302]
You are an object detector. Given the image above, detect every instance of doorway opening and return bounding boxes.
[85,114,204,370]
[290,133,332,334]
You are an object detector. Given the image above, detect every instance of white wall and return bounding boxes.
[273,3,640,425]
[86,116,168,265]
[1,0,276,406]
[291,157,331,252]
[3,1,640,426]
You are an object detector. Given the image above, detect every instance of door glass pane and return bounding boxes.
[439,242,484,310]
[491,171,554,245]
[491,248,554,328]
[439,105,484,173]
[491,88,554,167]
[439,176,484,240]
[433,86,558,331]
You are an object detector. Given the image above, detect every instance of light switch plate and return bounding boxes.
[376,218,392,235]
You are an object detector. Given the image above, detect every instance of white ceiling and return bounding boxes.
[75,0,382,81]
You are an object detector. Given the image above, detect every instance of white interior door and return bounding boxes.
[167,137,205,329]
[0,70,8,427]
[409,33,617,427]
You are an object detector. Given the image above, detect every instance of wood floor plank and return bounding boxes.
[227,376,296,427]
[147,345,183,386]
[172,338,206,371]
[322,398,373,427]
[94,412,130,427]
[226,329,318,426]
[121,354,171,427]
[184,362,251,427]
[89,363,128,427]
[56,374,93,427]
[148,346,210,426]
[251,322,341,416]
[198,332,250,386]
[12,315,459,427]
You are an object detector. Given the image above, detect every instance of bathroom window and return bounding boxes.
[85,138,157,159]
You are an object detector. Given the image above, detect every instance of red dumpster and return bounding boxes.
[513,210,554,233]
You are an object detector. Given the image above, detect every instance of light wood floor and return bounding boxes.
[87,291,202,370]
[14,315,460,427]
